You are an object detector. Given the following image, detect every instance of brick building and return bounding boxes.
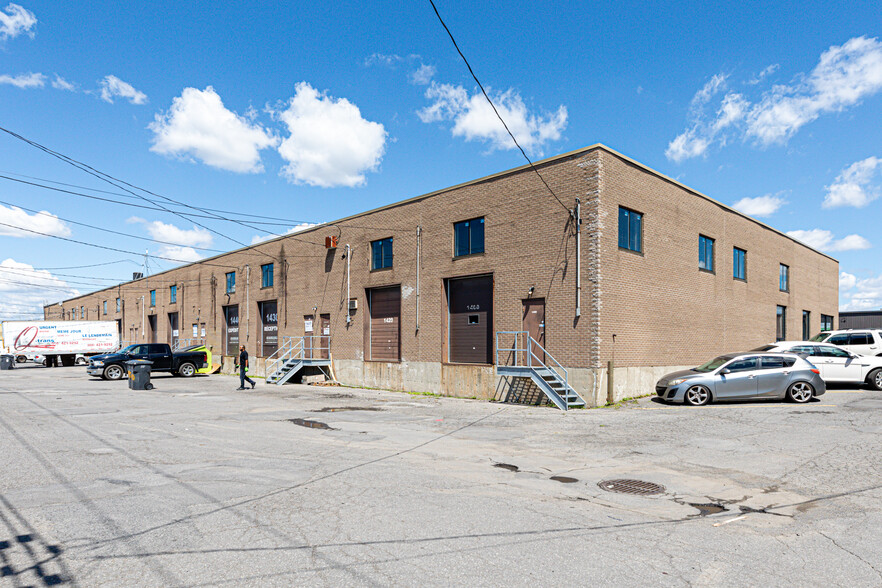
[46,145,839,406]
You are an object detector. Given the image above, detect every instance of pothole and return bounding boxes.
[313,406,383,413]
[287,418,336,430]
[688,502,728,516]
[598,479,666,496]
[493,463,519,472]
[550,476,579,484]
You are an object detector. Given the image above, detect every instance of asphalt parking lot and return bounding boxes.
[1,365,881,587]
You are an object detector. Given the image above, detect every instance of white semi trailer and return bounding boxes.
[0,320,120,366]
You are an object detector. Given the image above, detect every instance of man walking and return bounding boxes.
[236,344,256,390]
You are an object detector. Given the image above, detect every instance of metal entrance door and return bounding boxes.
[259,300,278,357]
[147,315,157,344]
[319,314,330,359]
[223,305,239,355]
[522,299,545,365]
[168,312,179,349]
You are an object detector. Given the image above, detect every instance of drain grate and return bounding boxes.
[598,479,666,495]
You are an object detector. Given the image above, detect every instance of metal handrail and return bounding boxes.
[495,330,571,407]
[266,337,299,377]
[266,335,332,377]
[172,338,205,351]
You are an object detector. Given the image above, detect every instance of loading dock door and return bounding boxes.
[260,300,278,357]
[447,275,493,364]
[369,287,401,361]
[319,314,330,359]
[148,315,158,344]
[223,305,239,355]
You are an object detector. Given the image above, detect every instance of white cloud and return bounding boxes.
[823,156,881,208]
[0,204,71,238]
[840,273,882,311]
[99,75,147,105]
[51,75,75,91]
[418,82,567,155]
[731,193,787,217]
[149,86,278,173]
[667,36,882,161]
[364,53,403,67]
[409,64,436,85]
[0,3,36,40]
[0,259,79,321]
[747,64,779,85]
[251,222,318,245]
[0,72,45,88]
[127,217,212,262]
[276,82,387,187]
[786,229,871,252]
[156,245,202,263]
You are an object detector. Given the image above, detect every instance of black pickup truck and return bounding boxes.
[86,343,208,380]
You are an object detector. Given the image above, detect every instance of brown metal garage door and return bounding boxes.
[447,275,493,364]
[369,287,400,361]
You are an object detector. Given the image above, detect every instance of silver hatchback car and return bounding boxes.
[656,352,825,406]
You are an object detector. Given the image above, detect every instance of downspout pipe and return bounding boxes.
[345,244,351,324]
[575,198,582,318]
[416,226,421,332]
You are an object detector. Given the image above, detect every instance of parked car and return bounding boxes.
[810,329,882,356]
[656,352,824,406]
[754,341,882,390]
[86,343,208,380]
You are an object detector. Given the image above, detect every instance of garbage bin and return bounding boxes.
[0,354,14,370]
[125,359,153,390]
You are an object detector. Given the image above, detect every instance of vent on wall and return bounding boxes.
[133,272,144,280]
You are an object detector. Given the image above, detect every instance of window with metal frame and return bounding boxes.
[820,314,834,331]
[802,310,810,340]
[733,247,747,280]
[618,207,643,253]
[169,284,177,303]
[225,271,236,294]
[371,238,393,270]
[261,263,273,288]
[780,264,789,292]
[103,301,107,315]
[776,305,786,341]
[150,290,156,306]
[699,235,714,271]
[453,218,485,257]
[116,298,121,312]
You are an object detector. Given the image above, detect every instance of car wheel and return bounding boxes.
[15,355,26,363]
[75,357,86,366]
[867,369,882,391]
[178,362,196,377]
[684,385,711,406]
[786,381,814,403]
[103,365,124,380]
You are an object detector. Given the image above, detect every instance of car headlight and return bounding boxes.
[667,378,689,386]
[92,361,104,366]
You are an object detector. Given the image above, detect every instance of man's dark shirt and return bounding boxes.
[239,349,248,369]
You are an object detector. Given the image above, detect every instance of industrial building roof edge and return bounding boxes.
[45,143,837,309]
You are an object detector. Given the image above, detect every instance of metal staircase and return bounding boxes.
[266,336,331,385]
[495,331,586,411]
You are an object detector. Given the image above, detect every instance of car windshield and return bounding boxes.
[119,345,139,353]
[694,356,731,372]
[810,333,830,342]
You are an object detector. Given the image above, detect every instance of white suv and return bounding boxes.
[811,330,882,356]
[755,341,882,390]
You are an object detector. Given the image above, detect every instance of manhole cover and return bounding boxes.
[598,479,666,495]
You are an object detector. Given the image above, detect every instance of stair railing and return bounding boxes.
[266,336,303,377]
[495,330,572,408]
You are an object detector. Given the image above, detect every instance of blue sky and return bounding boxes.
[1,0,881,319]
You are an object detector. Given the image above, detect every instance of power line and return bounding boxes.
[30,259,139,271]
[425,0,571,214]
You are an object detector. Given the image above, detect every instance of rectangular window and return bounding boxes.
[371,237,394,270]
[699,235,714,272]
[103,301,107,315]
[780,264,789,292]
[733,247,747,280]
[802,310,810,340]
[169,284,177,304]
[453,217,485,257]
[225,271,236,294]
[777,305,786,341]
[80,306,84,319]
[618,207,643,253]
[261,263,274,288]
[150,290,156,307]
[116,298,121,312]
[821,314,834,332]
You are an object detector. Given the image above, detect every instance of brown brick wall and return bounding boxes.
[45,145,838,384]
